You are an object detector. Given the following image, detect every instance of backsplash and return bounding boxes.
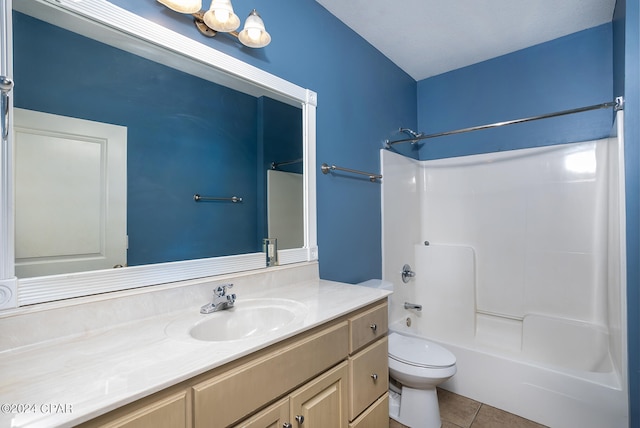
[0,262,319,352]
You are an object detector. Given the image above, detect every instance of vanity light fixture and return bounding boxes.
[158,0,271,48]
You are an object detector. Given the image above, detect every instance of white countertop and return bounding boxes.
[0,273,390,427]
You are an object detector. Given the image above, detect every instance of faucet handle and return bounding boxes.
[213,283,234,297]
[401,264,416,283]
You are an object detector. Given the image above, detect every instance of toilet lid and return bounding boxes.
[388,332,456,368]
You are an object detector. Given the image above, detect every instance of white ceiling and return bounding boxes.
[315,0,617,81]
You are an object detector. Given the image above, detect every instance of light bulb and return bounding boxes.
[238,9,271,48]
[247,27,261,42]
[214,9,230,24]
[203,0,240,32]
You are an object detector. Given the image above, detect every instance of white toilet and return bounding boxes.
[388,332,457,428]
[355,279,457,428]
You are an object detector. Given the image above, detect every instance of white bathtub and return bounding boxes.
[390,320,628,428]
[381,112,628,428]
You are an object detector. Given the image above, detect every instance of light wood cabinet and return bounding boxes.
[78,299,388,428]
[233,398,289,428]
[347,301,389,423]
[289,362,348,428]
[349,393,389,428]
[78,390,190,428]
[349,336,389,419]
[235,362,348,428]
[349,301,388,353]
[193,322,348,427]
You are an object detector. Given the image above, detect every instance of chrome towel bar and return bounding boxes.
[321,163,382,182]
[193,194,243,203]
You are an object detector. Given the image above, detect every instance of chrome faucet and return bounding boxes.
[404,302,422,311]
[200,283,236,314]
[401,264,416,283]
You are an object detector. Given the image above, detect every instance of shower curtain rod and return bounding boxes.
[385,97,624,149]
[271,158,302,170]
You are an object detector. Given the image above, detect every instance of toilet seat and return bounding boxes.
[388,332,456,369]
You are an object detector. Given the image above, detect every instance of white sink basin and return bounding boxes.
[166,298,308,342]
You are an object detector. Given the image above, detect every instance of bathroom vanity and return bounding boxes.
[81,300,388,428]
[0,263,391,427]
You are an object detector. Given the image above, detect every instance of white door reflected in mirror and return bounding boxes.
[14,108,127,278]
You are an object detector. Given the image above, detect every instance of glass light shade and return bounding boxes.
[157,0,202,14]
[203,0,241,32]
[238,9,271,48]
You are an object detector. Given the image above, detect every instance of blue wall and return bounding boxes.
[13,12,274,265]
[106,0,417,283]
[416,24,613,160]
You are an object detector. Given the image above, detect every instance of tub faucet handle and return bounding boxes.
[402,264,416,283]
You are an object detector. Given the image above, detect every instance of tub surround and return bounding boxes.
[0,262,391,427]
[380,125,628,428]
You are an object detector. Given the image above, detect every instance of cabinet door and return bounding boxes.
[234,398,289,428]
[289,362,348,428]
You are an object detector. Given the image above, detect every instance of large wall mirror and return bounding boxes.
[0,0,317,308]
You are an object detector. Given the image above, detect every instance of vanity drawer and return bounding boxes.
[348,393,389,428]
[193,321,349,427]
[349,301,388,353]
[348,336,389,420]
[78,390,189,428]
[232,397,289,428]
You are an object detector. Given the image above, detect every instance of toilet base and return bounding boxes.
[389,388,401,419]
[391,385,441,428]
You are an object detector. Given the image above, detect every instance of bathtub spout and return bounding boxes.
[404,302,422,311]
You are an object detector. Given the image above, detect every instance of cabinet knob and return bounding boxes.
[295,415,305,424]
[283,424,293,428]
[371,373,378,381]
[370,323,377,331]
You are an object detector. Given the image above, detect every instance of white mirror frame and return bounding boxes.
[0,0,317,309]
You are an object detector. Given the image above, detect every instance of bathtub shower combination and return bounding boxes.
[381,111,628,428]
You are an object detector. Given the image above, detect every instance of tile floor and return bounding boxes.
[389,388,548,428]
